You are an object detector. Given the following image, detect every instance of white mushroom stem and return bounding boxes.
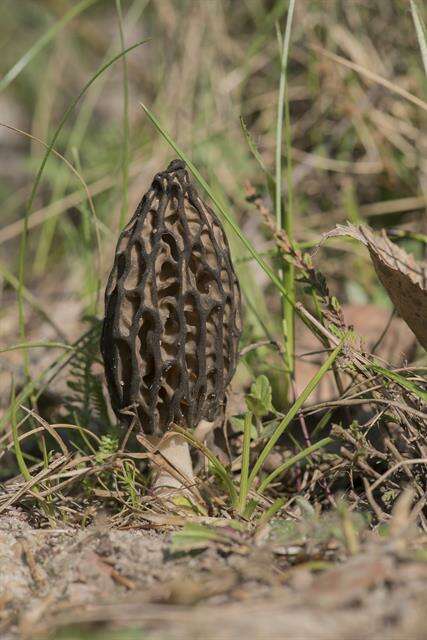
[152,434,195,494]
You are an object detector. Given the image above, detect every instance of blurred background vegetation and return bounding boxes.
[0,0,425,413]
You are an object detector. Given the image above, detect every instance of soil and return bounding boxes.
[1,511,426,640]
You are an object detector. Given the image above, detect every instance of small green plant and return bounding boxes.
[95,434,119,463]
[118,460,140,509]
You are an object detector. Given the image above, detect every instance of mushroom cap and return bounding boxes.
[101,160,242,434]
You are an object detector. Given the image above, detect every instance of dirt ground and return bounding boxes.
[1,510,426,640]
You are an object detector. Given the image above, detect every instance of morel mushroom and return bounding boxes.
[101,159,242,492]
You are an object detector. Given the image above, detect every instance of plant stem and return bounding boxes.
[11,379,32,483]
[258,436,333,494]
[17,38,148,382]
[140,102,345,352]
[247,338,344,490]
[410,0,427,76]
[238,412,253,515]
[282,86,295,392]
[116,0,130,230]
[275,0,296,401]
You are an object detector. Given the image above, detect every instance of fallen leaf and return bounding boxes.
[322,224,427,349]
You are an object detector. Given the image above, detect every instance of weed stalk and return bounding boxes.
[275,0,296,403]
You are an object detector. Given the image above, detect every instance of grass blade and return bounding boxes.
[370,363,427,403]
[172,426,238,505]
[239,115,275,200]
[247,338,345,488]
[18,38,149,376]
[274,2,296,396]
[311,409,333,438]
[256,497,287,528]
[258,436,333,493]
[115,0,130,230]
[238,412,253,515]
[0,342,72,355]
[10,379,32,482]
[0,0,101,93]
[139,102,316,325]
[410,0,427,76]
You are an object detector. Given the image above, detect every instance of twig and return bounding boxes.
[362,478,389,521]
[339,446,382,480]
[371,309,396,354]
[370,459,427,492]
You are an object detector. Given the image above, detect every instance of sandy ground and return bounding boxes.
[1,510,426,640]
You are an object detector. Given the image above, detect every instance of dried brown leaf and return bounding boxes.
[322,224,427,349]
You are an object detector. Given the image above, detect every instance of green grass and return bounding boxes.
[246,339,344,492]
[410,0,427,76]
[10,378,32,483]
[18,38,149,373]
[115,0,130,230]
[237,411,253,514]
[275,0,296,398]
[0,0,101,93]
[0,0,426,529]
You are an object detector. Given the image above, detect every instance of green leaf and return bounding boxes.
[371,363,427,403]
[231,416,257,440]
[246,375,273,417]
